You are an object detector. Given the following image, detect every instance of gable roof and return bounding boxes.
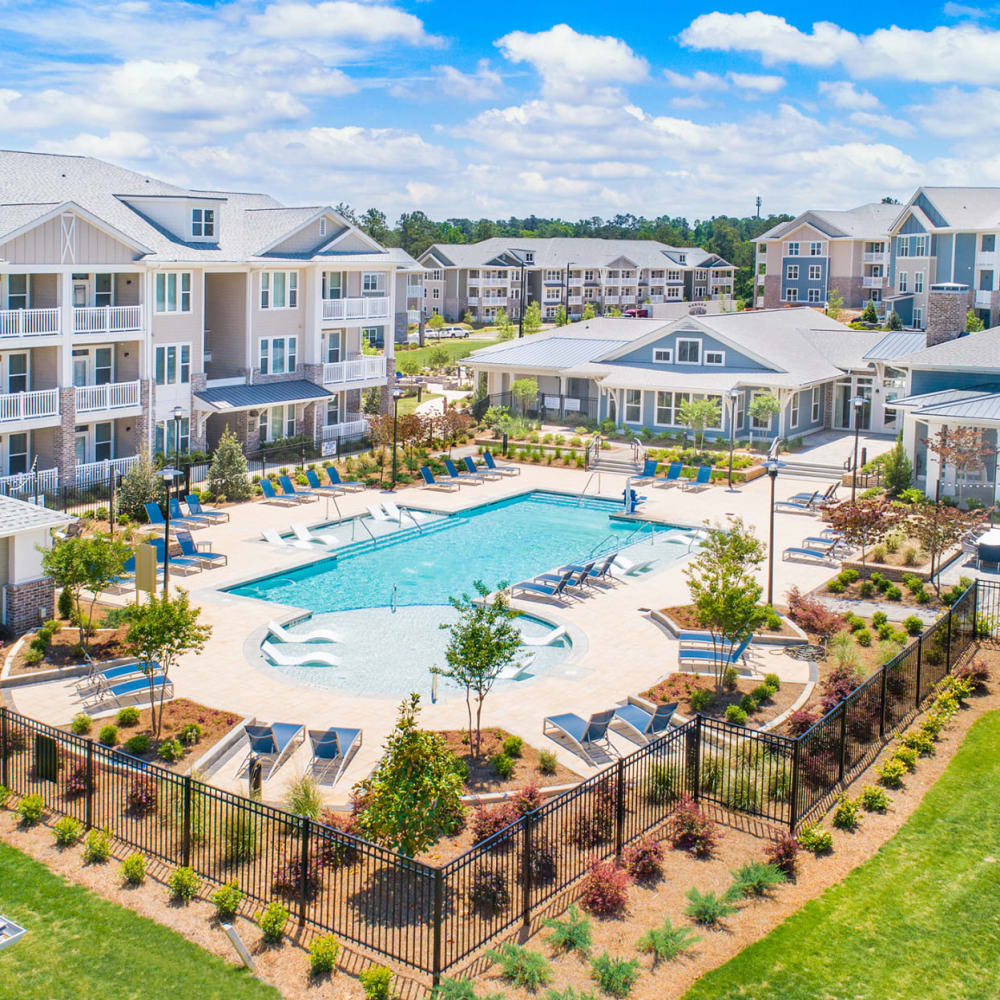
[756,203,898,242]
[905,187,1000,231]
[896,326,1000,370]
[0,495,74,538]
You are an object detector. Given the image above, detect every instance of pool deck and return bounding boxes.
[9,464,841,806]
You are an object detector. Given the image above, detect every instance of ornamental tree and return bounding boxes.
[510,378,539,416]
[554,305,568,327]
[748,393,781,447]
[581,302,596,321]
[522,300,542,336]
[923,426,994,502]
[427,313,444,331]
[910,504,986,592]
[881,431,913,498]
[355,694,466,856]
[495,307,514,340]
[828,498,903,565]
[678,397,722,450]
[207,427,252,502]
[826,287,844,320]
[860,300,878,324]
[117,451,164,522]
[966,308,985,333]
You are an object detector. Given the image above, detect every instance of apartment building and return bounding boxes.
[418,238,735,323]
[753,202,900,310]
[0,150,406,493]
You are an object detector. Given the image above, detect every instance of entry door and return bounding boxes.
[73,430,87,465]
[73,279,90,307]
[72,353,88,387]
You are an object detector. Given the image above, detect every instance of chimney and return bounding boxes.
[925,283,970,347]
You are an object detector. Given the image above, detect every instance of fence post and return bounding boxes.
[945,609,953,674]
[878,663,888,739]
[837,705,847,784]
[520,813,532,927]
[914,634,923,708]
[109,472,116,534]
[1,706,8,788]
[84,739,94,830]
[788,738,801,832]
[691,715,701,802]
[614,757,626,858]
[182,775,192,866]
[432,866,444,987]
[298,816,311,926]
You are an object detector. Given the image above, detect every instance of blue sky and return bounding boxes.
[1,1,998,220]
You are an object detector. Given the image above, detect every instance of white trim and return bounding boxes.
[790,392,800,429]
[811,385,821,423]
[652,347,673,364]
[704,350,724,366]
[675,338,701,365]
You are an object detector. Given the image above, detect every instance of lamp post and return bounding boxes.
[766,459,779,606]
[850,395,866,501]
[160,467,181,593]
[172,403,183,485]
[727,387,742,490]
[390,387,404,489]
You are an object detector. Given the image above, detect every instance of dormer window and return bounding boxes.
[192,207,215,239]
[319,218,328,237]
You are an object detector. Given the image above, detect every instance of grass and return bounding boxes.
[397,391,443,416]
[399,338,501,369]
[682,710,1000,1000]
[0,841,279,999]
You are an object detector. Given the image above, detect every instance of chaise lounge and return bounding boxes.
[612,701,679,744]
[543,709,617,762]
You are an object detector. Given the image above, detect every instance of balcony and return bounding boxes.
[321,414,368,441]
[75,380,141,414]
[74,305,143,335]
[0,388,59,424]
[322,356,387,386]
[862,276,884,289]
[480,296,507,306]
[620,295,637,305]
[975,251,996,269]
[568,296,583,305]
[976,289,993,308]
[467,295,479,305]
[649,295,664,303]
[75,455,140,487]
[405,283,423,299]
[863,251,889,264]
[0,466,59,495]
[0,307,61,339]
[604,295,620,305]
[322,296,390,322]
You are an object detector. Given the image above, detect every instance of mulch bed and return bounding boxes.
[661,605,800,638]
[642,673,804,729]
[10,625,129,676]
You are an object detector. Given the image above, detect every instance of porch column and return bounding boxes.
[616,389,624,428]
[924,420,943,497]
[59,270,74,385]
[776,389,789,439]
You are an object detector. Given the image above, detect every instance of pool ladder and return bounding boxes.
[390,583,398,614]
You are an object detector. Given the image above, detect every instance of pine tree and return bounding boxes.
[207,427,252,502]
[117,451,164,522]
[886,310,903,331]
[882,431,913,497]
[861,300,878,324]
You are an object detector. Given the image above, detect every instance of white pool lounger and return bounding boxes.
[261,641,340,667]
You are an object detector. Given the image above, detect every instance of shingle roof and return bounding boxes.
[913,188,1000,230]
[756,203,898,241]
[0,495,74,539]
[896,327,1000,370]
[194,379,333,411]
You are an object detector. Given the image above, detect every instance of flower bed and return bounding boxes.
[657,605,802,641]
[641,673,804,729]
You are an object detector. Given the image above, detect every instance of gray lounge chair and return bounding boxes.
[774,491,819,513]
[511,570,574,602]
[241,722,305,777]
[543,709,617,762]
[308,726,363,784]
[613,701,679,744]
[782,542,838,563]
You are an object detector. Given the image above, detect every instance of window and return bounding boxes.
[667,270,682,281]
[362,272,385,295]
[155,417,189,457]
[676,339,701,364]
[259,336,296,375]
[362,327,381,348]
[704,394,723,428]
[326,331,341,364]
[896,237,909,258]
[322,272,343,299]
[94,347,113,385]
[4,353,27,393]
[750,394,771,431]
[914,271,924,293]
[786,264,799,280]
[545,270,561,281]
[758,244,767,254]
[261,271,298,309]
[808,289,822,303]
[154,272,192,313]
[191,207,215,238]
[677,254,686,263]
[319,218,328,237]
[808,264,822,281]
[758,263,766,275]
[654,390,690,426]
[6,274,27,310]
[731,391,744,429]
[786,242,800,256]
[809,242,822,256]
[94,422,112,461]
[914,235,929,256]
[983,234,996,253]
[432,288,440,299]
[8,432,27,475]
[258,405,295,442]
[95,273,113,308]
[667,286,681,299]
[913,307,924,328]
[704,350,725,366]
[811,386,821,423]
[790,393,800,429]
[326,396,341,426]
[154,344,191,386]
[523,252,534,263]
[624,389,642,423]
[786,288,799,302]
[898,271,908,293]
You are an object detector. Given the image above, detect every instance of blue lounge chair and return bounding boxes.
[144,501,201,529]
[185,494,229,523]
[444,458,484,483]
[783,542,838,563]
[326,467,365,492]
[279,475,317,502]
[511,570,574,602]
[653,461,682,487]
[681,465,712,491]
[308,726,363,784]
[305,468,344,495]
[613,701,678,744]
[543,709,617,761]
[585,552,618,583]
[241,721,305,776]
[168,496,212,528]
[484,450,519,476]
[75,658,156,694]
[420,466,460,491]
[259,478,299,505]
[466,455,501,480]
[541,561,596,591]
[107,555,136,592]
[633,458,660,484]
[176,529,227,567]
[86,673,172,709]
[678,636,751,668]
[775,491,819,513]
[150,537,202,574]
[677,630,738,648]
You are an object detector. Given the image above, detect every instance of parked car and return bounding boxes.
[625,308,650,318]
[434,326,469,338]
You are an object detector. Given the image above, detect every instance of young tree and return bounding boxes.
[861,300,878,324]
[462,309,475,327]
[433,581,522,756]
[355,694,466,856]
[427,313,445,331]
[826,287,844,320]
[362,385,382,414]
[923,427,994,502]
[510,378,538,416]
[910,503,985,591]
[683,518,768,691]
[581,302,596,321]
[881,430,913,497]
[966,308,985,333]
[606,305,623,317]
[828,498,903,565]
[522,300,542,335]
[886,310,903,331]
[678,397,722,450]
[554,304,568,327]
[428,345,451,369]
[207,427,252,502]
[495,307,514,340]
[471,372,488,406]
[748,393,781,448]
[41,534,132,653]
[398,353,421,376]
[120,590,211,739]
[118,451,164,522]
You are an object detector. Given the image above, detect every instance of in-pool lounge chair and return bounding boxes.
[511,570,574,602]
[241,722,305,777]
[291,522,340,547]
[681,465,712,492]
[326,467,365,492]
[444,458,484,484]
[499,651,535,680]
[382,501,430,525]
[185,494,229,523]
[613,701,679,744]
[151,537,202,574]
[484,451,519,476]
[279,475,317,503]
[367,503,391,521]
[543,708,617,762]
[305,468,345,496]
[466,455,501,480]
[420,466,460,491]
[782,541,838,563]
[520,624,569,647]
[633,458,660,484]
[259,478,299,506]
[176,529,227,567]
[774,491,819,513]
[678,636,751,669]
[308,726,363,784]
[653,461,683,487]
[261,640,340,667]
[612,554,655,577]
[261,528,314,550]
[268,619,341,644]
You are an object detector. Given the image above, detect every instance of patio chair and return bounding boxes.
[169,496,210,527]
[241,722,305,777]
[774,491,819,513]
[144,501,201,530]
[466,455,501,480]
[185,494,229,523]
[150,537,202,574]
[612,554,655,576]
[484,450,520,476]
[106,555,136,592]
[583,552,618,584]
[787,484,838,507]
[520,624,569,647]
[680,465,713,492]
[511,570,575,602]
[175,529,227,567]
[653,461,683,488]
[75,659,155,695]
[259,478,299,506]
[326,466,366,492]
[261,640,340,667]
[291,522,340,546]
[802,535,846,553]
[613,701,679,744]
[543,708,617,762]
[782,542,838,563]
[676,629,736,648]
[267,619,341,644]
[261,528,314,550]
[420,466,460,491]
[305,468,345,496]
[308,726,363,784]
[540,561,596,591]
[85,673,172,709]
[279,475,317,502]
[444,458,484,483]
[633,458,660,484]
[977,541,1000,570]
[678,636,751,669]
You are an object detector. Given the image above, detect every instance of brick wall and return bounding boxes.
[4,577,54,635]
[762,275,781,309]
[926,290,971,347]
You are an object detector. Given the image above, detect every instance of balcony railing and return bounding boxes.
[862,276,884,288]
[0,466,59,495]
[863,251,889,264]
[976,252,997,269]
[74,305,143,334]
[0,307,61,338]
[75,455,139,487]
[604,295,620,305]
[467,296,478,305]
[322,297,390,322]
[480,296,507,305]
[648,295,664,303]
[0,388,59,423]
[976,289,993,308]
[321,413,368,440]
[75,380,141,413]
[322,356,386,386]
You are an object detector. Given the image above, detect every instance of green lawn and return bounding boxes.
[0,841,279,999]
[398,337,501,371]
[397,390,443,416]
[683,710,1000,1000]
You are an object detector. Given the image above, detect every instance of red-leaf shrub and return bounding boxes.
[63,762,93,798]
[785,708,818,737]
[786,587,845,637]
[125,776,157,815]
[666,795,717,857]
[525,835,557,884]
[469,865,511,915]
[470,803,518,844]
[821,664,863,713]
[579,858,630,916]
[317,811,361,867]
[621,835,663,882]
[799,749,837,789]
[512,783,543,816]
[272,856,323,900]
[952,659,991,691]
[765,832,800,877]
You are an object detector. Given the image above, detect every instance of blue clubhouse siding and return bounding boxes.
[909,368,996,396]
[611,330,766,371]
[780,256,826,303]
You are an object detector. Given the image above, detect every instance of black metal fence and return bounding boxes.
[0,580,991,980]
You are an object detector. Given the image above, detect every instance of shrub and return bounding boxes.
[491,752,515,779]
[877,623,894,641]
[52,815,83,847]
[486,942,553,991]
[846,614,865,632]
[952,659,991,690]
[858,580,874,598]
[17,794,44,825]
[120,852,146,885]
[903,615,923,636]
[469,866,511,915]
[854,629,872,647]
[666,795,717,857]
[622,835,663,882]
[637,917,701,965]
[360,966,393,1000]
[689,688,713,711]
[513,782,543,816]
[579,859,630,917]
[157,737,183,763]
[543,904,592,956]
[886,585,902,601]
[763,672,781,690]
[785,708,817,736]
[258,900,290,943]
[70,713,92,735]
[832,795,861,831]
[470,803,518,844]
[724,705,748,725]
[684,887,737,926]
[82,827,112,863]
[861,785,890,812]
[722,666,739,691]
[126,776,157,815]
[308,934,340,976]
[876,757,907,788]
[211,881,243,921]
[178,722,203,745]
[98,724,119,747]
[644,762,681,805]
[168,865,200,902]
[786,587,844,636]
[116,706,141,727]
[797,822,833,855]
[124,733,150,755]
[224,812,260,862]
[739,694,758,713]
[589,953,641,998]
[272,856,323,900]
[285,775,322,819]
[826,578,845,594]
[538,750,557,775]
[821,663,863,714]
[764,832,800,877]
[899,729,935,755]
[502,735,523,757]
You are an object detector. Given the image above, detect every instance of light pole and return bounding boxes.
[850,395,865,501]
[390,387,403,489]
[172,403,183,485]
[160,467,181,593]
[727,387,742,491]
[766,459,779,606]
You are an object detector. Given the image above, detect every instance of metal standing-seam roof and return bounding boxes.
[885,386,1000,423]
[194,379,333,411]
[862,331,927,361]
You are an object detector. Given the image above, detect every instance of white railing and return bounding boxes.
[75,380,141,413]
[0,466,59,495]
[73,305,143,334]
[322,356,387,385]
[976,252,996,269]
[863,251,889,264]
[322,296,390,321]
[648,295,664,303]
[74,455,140,487]
[480,296,507,305]
[467,277,481,286]
[862,276,884,288]
[604,295,620,305]
[0,307,61,338]
[568,296,583,305]
[620,295,637,304]
[0,388,59,423]
[321,413,369,440]
[467,296,479,305]
[976,289,993,308]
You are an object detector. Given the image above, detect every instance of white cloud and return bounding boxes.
[849,112,915,138]
[250,1,438,45]
[437,60,502,101]
[663,69,724,90]
[496,24,648,99]
[681,13,1000,84]
[910,86,1000,137]
[727,72,785,93]
[36,130,155,161]
[819,81,881,109]
[664,69,784,95]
